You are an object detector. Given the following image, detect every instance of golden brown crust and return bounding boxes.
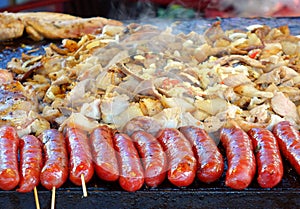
[0,12,123,41]
[0,13,24,41]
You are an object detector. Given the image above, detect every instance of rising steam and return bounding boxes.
[219,0,300,16]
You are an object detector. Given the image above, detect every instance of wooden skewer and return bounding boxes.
[81,174,88,197]
[33,187,40,209]
[51,187,56,209]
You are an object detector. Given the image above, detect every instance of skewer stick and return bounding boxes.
[33,187,40,209]
[81,174,88,197]
[51,187,56,209]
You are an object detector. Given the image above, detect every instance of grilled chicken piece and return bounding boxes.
[0,81,37,127]
[17,12,123,41]
[59,112,99,132]
[0,13,24,41]
[0,69,13,83]
[0,12,123,41]
[0,77,49,136]
[222,73,252,87]
[234,83,274,98]
[271,92,300,123]
[123,116,162,136]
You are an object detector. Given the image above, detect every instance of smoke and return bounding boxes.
[108,0,157,20]
[219,0,300,16]
[107,0,300,20]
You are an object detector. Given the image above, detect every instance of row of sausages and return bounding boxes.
[0,121,299,192]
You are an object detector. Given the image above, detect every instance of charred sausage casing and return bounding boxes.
[131,130,167,187]
[39,129,69,190]
[273,121,300,175]
[113,132,144,192]
[156,128,197,187]
[179,126,224,183]
[90,126,119,182]
[0,125,20,190]
[17,135,43,193]
[248,128,283,188]
[220,127,256,190]
[65,128,94,186]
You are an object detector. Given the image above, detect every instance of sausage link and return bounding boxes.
[17,135,43,193]
[39,129,68,190]
[179,126,224,183]
[131,131,167,187]
[65,128,94,186]
[0,125,20,190]
[90,126,119,182]
[113,132,144,192]
[220,127,256,190]
[272,121,300,175]
[156,128,197,187]
[248,128,283,188]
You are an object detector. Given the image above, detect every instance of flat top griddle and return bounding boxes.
[1,17,300,69]
[1,17,300,209]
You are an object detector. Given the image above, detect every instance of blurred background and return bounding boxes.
[1,0,300,19]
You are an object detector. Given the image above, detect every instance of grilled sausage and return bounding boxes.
[273,121,300,175]
[17,135,43,193]
[113,132,144,192]
[0,125,20,190]
[156,128,197,187]
[65,128,94,186]
[39,129,68,190]
[90,126,119,182]
[131,131,167,187]
[248,128,283,188]
[179,126,224,183]
[220,127,256,190]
